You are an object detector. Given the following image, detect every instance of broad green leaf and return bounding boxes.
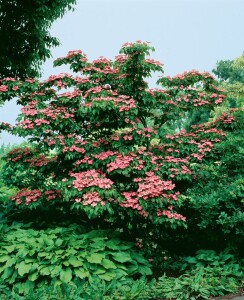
[93,268,106,275]
[2,267,14,279]
[68,257,83,267]
[24,258,35,264]
[38,252,49,258]
[50,265,62,277]
[4,245,16,253]
[90,242,105,250]
[60,268,72,283]
[28,271,39,282]
[55,239,63,247]
[102,259,117,269]
[132,253,148,264]
[127,264,139,274]
[9,270,18,284]
[63,260,70,266]
[39,266,51,276]
[0,255,9,263]
[86,253,104,264]
[106,240,121,250]
[98,272,116,281]
[5,257,16,267]
[112,252,132,263]
[53,279,62,288]
[17,261,32,276]
[74,268,89,279]
[15,280,35,295]
[137,265,152,275]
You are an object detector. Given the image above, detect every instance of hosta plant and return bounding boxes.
[0,223,152,295]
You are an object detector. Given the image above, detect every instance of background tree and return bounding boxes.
[172,53,244,255]
[212,52,244,111]
[182,52,244,131]
[0,0,77,79]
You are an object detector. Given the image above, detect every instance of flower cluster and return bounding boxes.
[70,170,113,190]
[121,192,148,217]
[44,190,61,201]
[157,207,186,221]
[11,188,42,205]
[0,85,8,92]
[24,154,56,167]
[144,58,163,66]
[93,151,118,160]
[75,191,105,207]
[7,147,32,162]
[107,154,135,172]
[138,172,176,200]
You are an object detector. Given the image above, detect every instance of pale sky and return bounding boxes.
[1,0,244,144]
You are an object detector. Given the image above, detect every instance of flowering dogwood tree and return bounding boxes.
[0,41,228,228]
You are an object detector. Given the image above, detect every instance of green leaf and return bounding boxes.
[132,253,148,264]
[15,280,35,295]
[106,240,121,250]
[112,252,132,263]
[2,267,14,279]
[86,253,104,264]
[60,268,72,283]
[4,245,16,253]
[50,265,62,277]
[5,257,16,267]
[9,270,18,284]
[55,239,63,247]
[93,267,106,275]
[17,261,32,276]
[74,268,89,279]
[39,266,51,276]
[0,255,9,263]
[98,272,116,281]
[137,265,152,275]
[101,259,117,269]
[127,264,139,274]
[28,271,39,282]
[68,257,83,267]
[38,252,49,258]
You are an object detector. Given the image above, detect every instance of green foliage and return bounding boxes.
[212,51,244,112]
[153,249,243,300]
[0,223,152,295]
[212,58,244,83]
[0,0,77,79]
[181,249,243,274]
[150,249,243,300]
[0,144,18,210]
[154,265,242,300]
[0,276,156,300]
[178,109,244,252]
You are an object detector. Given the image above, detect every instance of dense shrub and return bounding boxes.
[0,41,230,233]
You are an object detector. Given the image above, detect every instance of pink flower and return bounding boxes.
[70,170,113,190]
[0,85,8,92]
[82,191,103,207]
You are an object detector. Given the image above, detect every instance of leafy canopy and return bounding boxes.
[0,0,76,79]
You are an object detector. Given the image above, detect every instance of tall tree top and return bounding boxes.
[0,0,77,79]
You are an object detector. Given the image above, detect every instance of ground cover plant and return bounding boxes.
[0,41,243,298]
